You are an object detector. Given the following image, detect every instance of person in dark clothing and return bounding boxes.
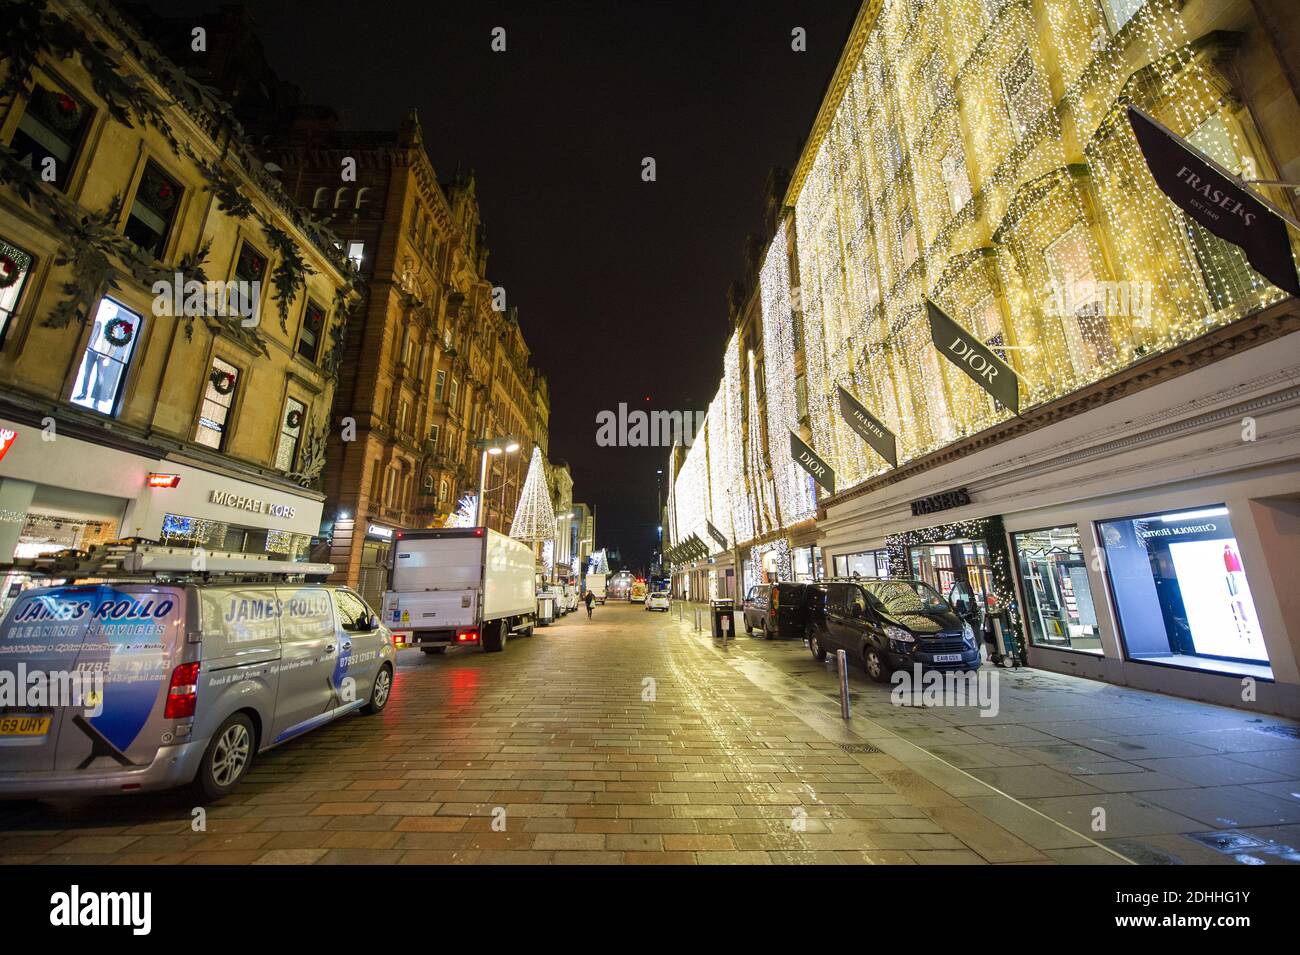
[584,590,595,618]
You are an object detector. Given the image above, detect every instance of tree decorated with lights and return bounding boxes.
[509,446,555,542]
[444,493,477,528]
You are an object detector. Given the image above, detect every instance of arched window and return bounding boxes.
[355,187,372,212]
[312,187,329,210]
[334,187,351,210]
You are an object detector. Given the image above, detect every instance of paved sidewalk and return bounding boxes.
[691,604,1300,866]
[0,602,1122,865]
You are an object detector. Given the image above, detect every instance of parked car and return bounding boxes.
[741,582,811,639]
[645,590,671,612]
[0,575,395,800]
[804,578,979,681]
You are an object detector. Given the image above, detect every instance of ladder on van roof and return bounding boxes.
[0,539,334,582]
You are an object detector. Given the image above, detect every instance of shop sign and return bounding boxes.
[837,387,897,466]
[208,489,296,519]
[789,431,835,494]
[367,523,394,539]
[910,486,972,517]
[705,521,728,551]
[1127,106,1300,297]
[926,301,1019,414]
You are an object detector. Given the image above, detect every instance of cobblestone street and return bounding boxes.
[2,601,1298,865]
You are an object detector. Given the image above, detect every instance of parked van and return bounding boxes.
[741,582,811,639]
[0,553,395,801]
[804,578,980,681]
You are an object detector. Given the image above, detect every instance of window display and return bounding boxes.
[70,298,143,416]
[1012,525,1101,653]
[1097,506,1271,675]
[833,549,890,578]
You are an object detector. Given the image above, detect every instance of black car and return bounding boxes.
[741,582,811,640]
[804,578,980,681]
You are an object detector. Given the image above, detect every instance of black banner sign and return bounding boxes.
[1128,106,1299,298]
[789,431,835,495]
[705,521,728,551]
[837,387,897,467]
[926,300,1020,414]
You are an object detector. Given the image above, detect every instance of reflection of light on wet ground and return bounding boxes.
[450,667,480,707]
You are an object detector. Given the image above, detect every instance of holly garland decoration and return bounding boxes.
[103,316,134,347]
[209,368,235,395]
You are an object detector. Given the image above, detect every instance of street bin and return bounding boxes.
[537,592,555,627]
[710,599,735,641]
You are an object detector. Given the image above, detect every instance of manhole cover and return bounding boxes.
[1186,830,1266,853]
[1253,724,1300,741]
[839,743,882,753]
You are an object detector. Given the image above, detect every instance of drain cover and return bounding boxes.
[839,743,882,754]
[1186,830,1266,853]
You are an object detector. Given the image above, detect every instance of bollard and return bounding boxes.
[836,649,851,719]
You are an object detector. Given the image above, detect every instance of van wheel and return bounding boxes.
[483,621,507,653]
[808,629,827,662]
[864,647,891,683]
[193,713,255,801]
[362,664,393,714]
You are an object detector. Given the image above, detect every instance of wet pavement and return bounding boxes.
[0,600,1296,864]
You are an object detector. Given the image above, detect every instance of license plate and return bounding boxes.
[932,653,964,663]
[0,715,51,736]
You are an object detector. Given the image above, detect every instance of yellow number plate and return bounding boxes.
[0,715,52,736]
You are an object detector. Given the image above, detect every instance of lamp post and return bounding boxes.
[474,436,520,528]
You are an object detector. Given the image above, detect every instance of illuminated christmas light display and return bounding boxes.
[722,333,755,545]
[705,389,734,549]
[509,446,555,542]
[444,493,478,528]
[761,221,817,526]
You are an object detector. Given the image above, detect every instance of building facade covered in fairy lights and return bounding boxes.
[665,0,1300,716]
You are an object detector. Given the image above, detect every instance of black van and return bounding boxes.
[742,582,810,640]
[804,578,980,681]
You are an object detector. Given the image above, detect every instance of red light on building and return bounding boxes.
[0,428,15,464]
[147,472,181,488]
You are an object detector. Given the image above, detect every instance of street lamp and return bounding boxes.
[475,436,520,527]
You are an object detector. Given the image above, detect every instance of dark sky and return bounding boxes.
[164,0,859,567]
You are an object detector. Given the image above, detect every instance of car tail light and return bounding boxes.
[456,628,479,643]
[164,662,200,719]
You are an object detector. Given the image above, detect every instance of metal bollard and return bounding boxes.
[836,649,851,719]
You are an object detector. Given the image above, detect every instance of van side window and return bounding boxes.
[334,590,372,631]
[847,587,867,618]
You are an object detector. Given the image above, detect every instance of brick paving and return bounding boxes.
[0,601,1125,865]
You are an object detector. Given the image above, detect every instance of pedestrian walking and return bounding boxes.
[584,590,595,619]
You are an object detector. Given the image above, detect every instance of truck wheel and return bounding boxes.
[483,621,507,652]
[192,713,255,801]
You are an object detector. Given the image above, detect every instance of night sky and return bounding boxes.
[162,0,860,567]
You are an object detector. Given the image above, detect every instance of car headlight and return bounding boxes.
[885,625,913,644]
[962,622,976,647]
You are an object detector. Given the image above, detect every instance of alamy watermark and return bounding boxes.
[151,272,261,326]
[890,664,1000,718]
[1041,278,1154,326]
[0,664,104,716]
[595,403,705,447]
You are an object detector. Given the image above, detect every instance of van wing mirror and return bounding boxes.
[365,613,380,631]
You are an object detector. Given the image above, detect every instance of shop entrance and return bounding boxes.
[908,539,994,604]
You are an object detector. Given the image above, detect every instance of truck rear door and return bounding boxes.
[385,533,483,633]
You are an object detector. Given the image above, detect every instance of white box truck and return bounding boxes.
[382,527,536,653]
[586,572,608,605]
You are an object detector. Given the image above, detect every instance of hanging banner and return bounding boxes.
[1127,106,1299,297]
[789,431,835,495]
[926,300,1020,414]
[705,521,728,551]
[837,387,897,467]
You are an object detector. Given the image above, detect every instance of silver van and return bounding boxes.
[0,578,395,800]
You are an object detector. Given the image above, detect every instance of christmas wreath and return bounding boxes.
[210,369,236,395]
[44,89,82,132]
[285,408,303,429]
[103,317,134,347]
[0,254,19,289]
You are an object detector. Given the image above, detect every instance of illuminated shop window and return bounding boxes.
[1012,526,1102,653]
[0,239,35,345]
[70,298,144,417]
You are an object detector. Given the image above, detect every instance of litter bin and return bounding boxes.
[710,599,736,640]
[537,593,555,627]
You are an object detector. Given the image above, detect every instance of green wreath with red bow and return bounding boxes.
[103,317,135,347]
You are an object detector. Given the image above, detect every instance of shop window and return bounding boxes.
[0,239,35,346]
[195,357,239,450]
[910,539,994,605]
[1012,525,1101,653]
[70,298,143,416]
[833,549,890,578]
[124,160,182,259]
[275,398,306,471]
[297,300,326,363]
[347,241,364,269]
[8,83,92,191]
[1097,506,1271,676]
